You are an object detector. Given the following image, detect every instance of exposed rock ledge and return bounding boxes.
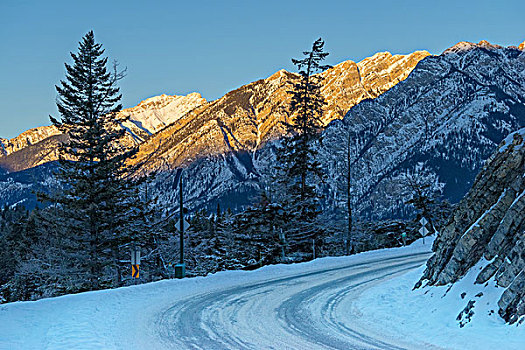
[419,128,525,324]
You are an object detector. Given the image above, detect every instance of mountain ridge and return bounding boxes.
[141,39,525,215]
[0,49,429,174]
[3,40,523,216]
[130,50,430,172]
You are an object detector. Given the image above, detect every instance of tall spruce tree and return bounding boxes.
[47,31,147,290]
[275,38,330,254]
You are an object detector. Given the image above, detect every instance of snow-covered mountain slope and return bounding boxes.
[419,128,525,324]
[120,92,206,142]
[0,126,60,157]
[0,92,206,173]
[0,49,428,209]
[141,40,525,216]
[0,50,426,176]
[318,40,525,218]
[131,50,429,172]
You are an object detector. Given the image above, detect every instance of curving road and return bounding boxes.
[156,252,432,350]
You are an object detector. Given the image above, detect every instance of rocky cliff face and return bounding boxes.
[0,126,60,157]
[0,93,206,173]
[319,40,525,219]
[420,128,525,324]
[131,50,429,171]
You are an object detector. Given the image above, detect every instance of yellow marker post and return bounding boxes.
[132,264,140,278]
[131,245,141,279]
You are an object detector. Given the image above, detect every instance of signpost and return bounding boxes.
[278,228,286,262]
[419,217,429,244]
[172,168,189,279]
[131,245,141,279]
[175,219,190,232]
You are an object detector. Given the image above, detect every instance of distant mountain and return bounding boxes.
[0,92,206,173]
[4,41,525,216]
[419,128,525,324]
[0,126,60,158]
[0,49,429,209]
[121,92,206,143]
[318,40,525,218]
[131,50,429,172]
[145,40,525,215]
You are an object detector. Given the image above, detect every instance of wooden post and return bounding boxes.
[179,174,184,264]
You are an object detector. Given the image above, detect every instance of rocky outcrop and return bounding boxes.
[419,128,525,324]
[0,93,206,172]
[120,92,206,142]
[0,126,60,157]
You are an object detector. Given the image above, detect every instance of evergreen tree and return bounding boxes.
[403,167,444,234]
[275,38,330,254]
[232,191,286,264]
[45,31,148,290]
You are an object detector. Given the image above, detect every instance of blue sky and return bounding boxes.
[1,0,524,138]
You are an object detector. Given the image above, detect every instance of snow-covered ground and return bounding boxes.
[352,254,525,350]
[1,238,523,349]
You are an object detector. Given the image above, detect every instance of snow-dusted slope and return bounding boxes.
[120,92,206,142]
[143,40,525,216]
[0,126,60,157]
[131,50,429,172]
[0,92,206,172]
[0,49,428,209]
[319,40,525,218]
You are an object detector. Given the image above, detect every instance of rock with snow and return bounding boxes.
[0,92,206,173]
[420,128,525,324]
[120,92,206,143]
[319,39,525,219]
[0,126,60,158]
[130,50,429,172]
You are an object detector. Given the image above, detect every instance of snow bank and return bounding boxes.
[352,256,525,350]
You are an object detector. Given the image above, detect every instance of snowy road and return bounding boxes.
[3,242,452,350]
[156,252,431,350]
[3,240,522,349]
